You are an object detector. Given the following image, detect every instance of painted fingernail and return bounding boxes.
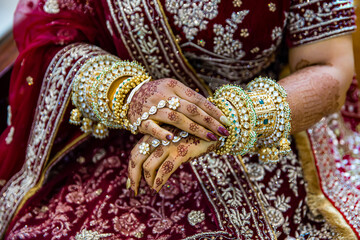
[220,116,231,126]
[166,134,173,140]
[218,126,229,136]
[207,132,218,141]
[126,178,131,189]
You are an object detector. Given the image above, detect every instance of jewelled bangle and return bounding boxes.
[247,77,292,163]
[208,97,239,155]
[91,61,147,129]
[214,85,257,155]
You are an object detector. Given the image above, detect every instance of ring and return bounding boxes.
[139,142,150,155]
[168,97,180,110]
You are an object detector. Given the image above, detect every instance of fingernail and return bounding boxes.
[207,132,218,141]
[126,178,131,189]
[166,134,173,140]
[220,116,231,126]
[218,126,229,136]
[135,189,138,197]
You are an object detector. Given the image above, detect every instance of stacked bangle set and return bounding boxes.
[209,77,291,162]
[70,56,291,163]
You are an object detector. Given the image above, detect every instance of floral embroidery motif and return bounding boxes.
[165,0,221,41]
[44,0,60,14]
[233,0,242,8]
[113,213,145,237]
[187,210,205,226]
[213,10,248,59]
[268,2,276,12]
[75,229,112,240]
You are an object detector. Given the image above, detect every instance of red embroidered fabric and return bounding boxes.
[1,0,357,239]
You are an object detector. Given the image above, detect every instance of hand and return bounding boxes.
[127,78,230,142]
[127,128,218,194]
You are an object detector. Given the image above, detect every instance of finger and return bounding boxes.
[151,108,218,142]
[139,120,174,141]
[176,99,229,137]
[174,85,231,126]
[143,145,169,188]
[153,155,183,192]
[128,135,155,196]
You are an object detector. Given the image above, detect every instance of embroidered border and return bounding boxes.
[0,43,110,236]
[308,114,360,238]
[190,153,276,240]
[288,0,356,46]
[106,0,211,95]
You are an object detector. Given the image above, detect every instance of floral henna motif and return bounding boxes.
[185,88,196,97]
[154,146,164,158]
[189,123,199,132]
[155,178,163,188]
[204,100,216,111]
[185,135,200,145]
[167,79,178,88]
[168,112,180,122]
[161,161,174,174]
[204,116,213,124]
[144,169,151,179]
[176,144,188,157]
[186,104,199,115]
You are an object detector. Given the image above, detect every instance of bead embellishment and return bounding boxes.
[139,142,150,155]
[187,210,205,226]
[167,97,180,110]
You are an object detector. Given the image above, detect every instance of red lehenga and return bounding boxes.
[0,0,359,239]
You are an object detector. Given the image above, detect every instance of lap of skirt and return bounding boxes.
[5,133,336,240]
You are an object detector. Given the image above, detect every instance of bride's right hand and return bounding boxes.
[127,78,231,141]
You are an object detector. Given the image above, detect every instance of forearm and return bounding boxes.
[279,65,352,133]
[280,35,355,133]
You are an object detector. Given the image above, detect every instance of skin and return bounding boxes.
[127,78,229,141]
[129,35,355,193]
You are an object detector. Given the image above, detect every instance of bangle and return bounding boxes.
[247,77,292,163]
[112,75,151,132]
[208,97,239,155]
[213,85,257,155]
[91,61,147,129]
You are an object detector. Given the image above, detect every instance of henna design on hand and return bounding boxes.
[153,146,164,158]
[204,116,213,124]
[189,123,199,132]
[155,178,163,188]
[187,104,199,115]
[144,169,151,179]
[185,135,200,145]
[185,88,196,97]
[168,112,180,122]
[128,81,161,120]
[204,100,216,111]
[167,79,178,88]
[282,68,341,132]
[176,144,189,157]
[131,159,136,168]
[161,161,174,174]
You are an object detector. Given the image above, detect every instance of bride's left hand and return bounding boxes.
[128,130,218,195]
